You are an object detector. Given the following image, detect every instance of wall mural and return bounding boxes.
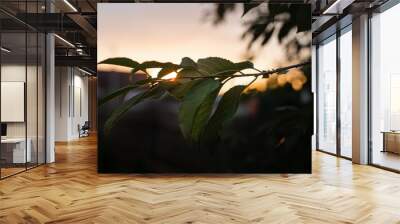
[97,3,312,173]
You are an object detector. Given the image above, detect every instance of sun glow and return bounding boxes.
[161,72,178,80]
[147,68,162,78]
[147,68,178,80]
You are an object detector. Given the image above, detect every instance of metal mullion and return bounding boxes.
[367,11,374,166]
[25,0,28,171]
[44,0,48,165]
[316,44,320,151]
[336,28,341,157]
[36,0,39,168]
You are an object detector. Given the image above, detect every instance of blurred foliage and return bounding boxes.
[208,2,311,61]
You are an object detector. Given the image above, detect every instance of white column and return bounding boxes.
[45,0,56,163]
[352,14,369,164]
[46,32,55,163]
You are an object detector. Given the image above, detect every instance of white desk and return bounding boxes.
[1,138,31,163]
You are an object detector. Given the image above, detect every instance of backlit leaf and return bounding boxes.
[202,85,246,143]
[104,85,164,135]
[169,79,203,100]
[234,61,254,71]
[158,63,180,78]
[178,79,221,140]
[98,57,139,68]
[191,87,221,141]
[197,57,252,76]
[177,69,204,79]
[132,61,179,74]
[180,57,197,69]
[99,84,138,106]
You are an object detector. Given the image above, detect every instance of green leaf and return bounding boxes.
[178,79,221,140]
[135,78,153,85]
[169,79,202,100]
[104,91,146,136]
[197,57,252,76]
[180,57,197,69]
[197,57,235,75]
[132,61,179,74]
[177,68,204,78]
[99,84,138,106]
[234,61,254,70]
[191,87,221,141]
[104,85,163,135]
[98,57,139,68]
[177,57,254,78]
[201,85,246,143]
[158,63,180,78]
[159,80,180,91]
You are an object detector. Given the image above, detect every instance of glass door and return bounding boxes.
[317,35,337,154]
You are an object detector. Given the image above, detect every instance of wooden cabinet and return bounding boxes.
[382,132,400,154]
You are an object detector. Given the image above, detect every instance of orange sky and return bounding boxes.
[97,3,291,69]
[97,3,306,91]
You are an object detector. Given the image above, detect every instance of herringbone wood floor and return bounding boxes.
[1,135,400,224]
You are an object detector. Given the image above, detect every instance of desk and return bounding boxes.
[1,138,31,163]
[382,131,400,154]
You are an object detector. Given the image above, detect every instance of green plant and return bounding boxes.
[99,56,310,143]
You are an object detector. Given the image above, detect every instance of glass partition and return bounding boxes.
[1,30,28,177]
[370,3,400,171]
[317,35,337,154]
[339,26,352,158]
[0,2,46,179]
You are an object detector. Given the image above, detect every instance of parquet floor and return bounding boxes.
[1,135,400,223]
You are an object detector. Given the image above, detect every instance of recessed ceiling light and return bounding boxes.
[322,0,354,15]
[54,34,75,48]
[78,67,93,76]
[1,47,11,53]
[63,0,78,12]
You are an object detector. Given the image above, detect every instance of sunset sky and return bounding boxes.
[97,3,308,91]
[97,3,291,70]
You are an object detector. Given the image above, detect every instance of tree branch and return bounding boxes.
[180,61,310,80]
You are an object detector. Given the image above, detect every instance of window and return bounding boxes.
[317,35,337,154]
[370,3,400,171]
[339,27,352,158]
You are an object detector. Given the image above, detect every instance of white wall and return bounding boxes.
[1,64,37,138]
[55,67,89,141]
[1,63,46,164]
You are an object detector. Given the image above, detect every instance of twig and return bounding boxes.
[150,61,310,82]
[179,61,310,79]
